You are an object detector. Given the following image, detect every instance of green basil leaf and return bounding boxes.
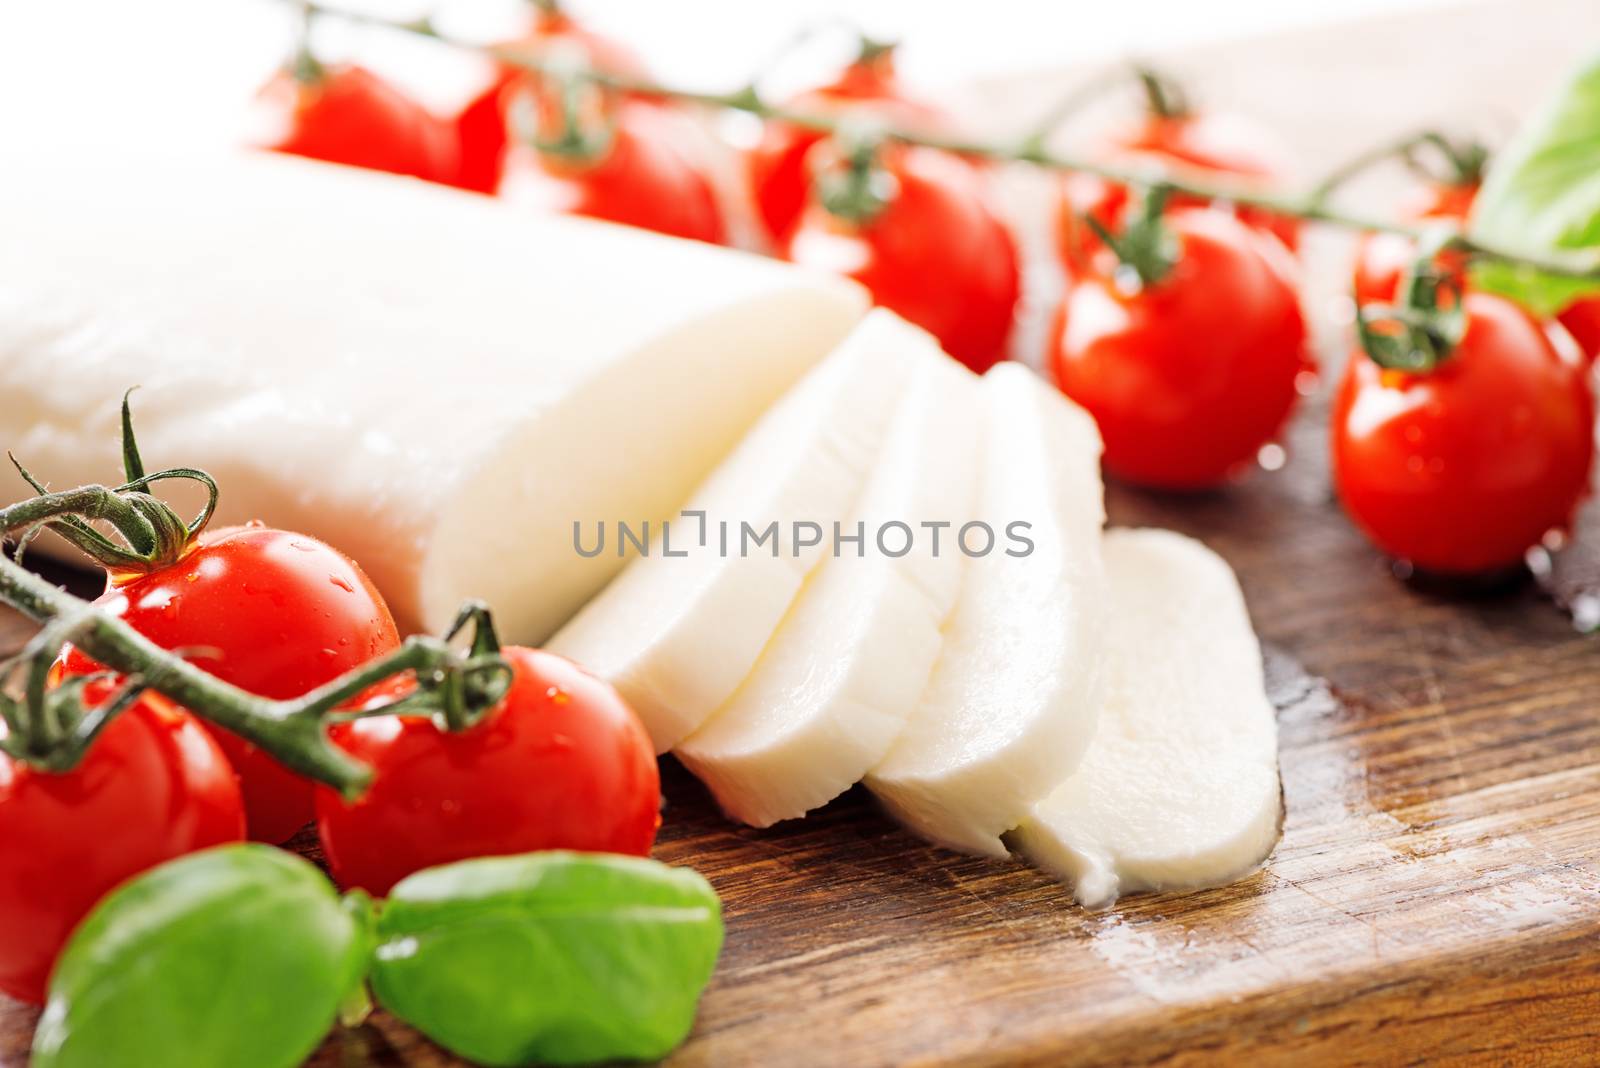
[371,851,723,1067]
[33,844,371,1068]
[1470,51,1600,315]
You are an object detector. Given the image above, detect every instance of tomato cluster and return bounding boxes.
[1,524,660,1005]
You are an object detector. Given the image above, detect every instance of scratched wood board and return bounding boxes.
[4,1,1600,1064]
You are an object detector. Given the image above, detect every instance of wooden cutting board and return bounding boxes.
[4,1,1600,1064]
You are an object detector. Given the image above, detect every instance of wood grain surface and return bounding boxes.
[5,1,1600,1065]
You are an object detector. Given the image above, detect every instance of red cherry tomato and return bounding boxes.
[1333,292,1594,574]
[253,64,457,183]
[316,647,660,896]
[1351,180,1600,364]
[1352,182,1478,306]
[785,146,1019,373]
[1108,111,1300,250]
[61,525,400,844]
[1559,297,1600,363]
[1056,105,1297,267]
[747,48,943,246]
[0,691,244,1003]
[453,10,648,194]
[498,101,725,244]
[1050,208,1310,488]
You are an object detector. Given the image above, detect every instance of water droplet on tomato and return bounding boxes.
[289,541,315,552]
[329,575,354,593]
[546,686,569,705]
[244,518,265,529]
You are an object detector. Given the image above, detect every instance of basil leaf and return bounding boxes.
[1470,51,1600,315]
[371,851,723,1067]
[33,845,371,1068]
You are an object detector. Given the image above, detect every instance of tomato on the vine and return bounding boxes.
[1352,181,1478,306]
[1354,179,1600,364]
[1106,110,1300,250]
[1050,206,1310,489]
[0,689,244,1004]
[316,647,660,896]
[498,100,725,244]
[1057,72,1297,267]
[1333,292,1594,575]
[784,145,1019,373]
[747,44,943,247]
[253,63,457,183]
[453,7,648,194]
[61,525,400,844]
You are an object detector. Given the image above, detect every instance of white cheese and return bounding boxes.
[865,362,1107,857]
[550,310,927,752]
[0,151,867,642]
[1013,528,1282,908]
[675,345,979,825]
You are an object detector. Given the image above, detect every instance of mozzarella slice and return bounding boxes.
[866,362,1106,857]
[0,150,866,642]
[1013,528,1282,908]
[551,310,929,752]
[675,349,980,826]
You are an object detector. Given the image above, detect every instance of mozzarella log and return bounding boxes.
[865,363,1107,857]
[675,344,980,825]
[551,310,931,751]
[1013,528,1282,908]
[0,151,866,642]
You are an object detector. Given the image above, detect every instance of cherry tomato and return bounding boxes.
[1333,292,1594,574]
[252,63,457,183]
[1050,207,1310,488]
[1351,180,1600,364]
[1108,111,1300,250]
[1056,101,1298,268]
[1352,182,1478,306]
[785,145,1019,373]
[316,647,660,896]
[453,9,648,194]
[61,525,400,844]
[1559,297,1600,363]
[498,101,725,244]
[0,690,244,1003]
[747,47,943,246]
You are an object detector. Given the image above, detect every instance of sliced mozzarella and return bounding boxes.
[675,350,980,826]
[1013,528,1282,908]
[0,151,866,642]
[551,310,930,752]
[866,362,1106,857]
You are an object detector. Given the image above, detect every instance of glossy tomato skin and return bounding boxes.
[748,52,942,246]
[453,11,648,194]
[498,102,725,244]
[0,694,244,1003]
[785,146,1019,373]
[1051,208,1309,489]
[1108,112,1300,251]
[61,525,400,844]
[316,647,660,896]
[254,64,457,182]
[1333,292,1595,574]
